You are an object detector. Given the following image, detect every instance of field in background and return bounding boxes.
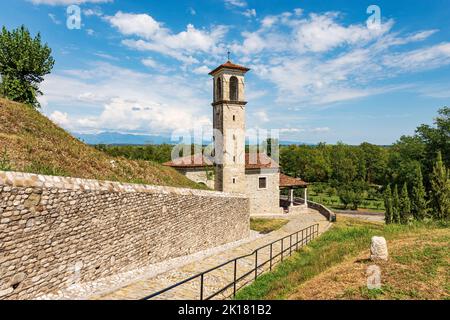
[307,183,384,212]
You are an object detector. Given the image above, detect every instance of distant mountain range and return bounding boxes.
[74,131,313,146]
[74,132,176,145]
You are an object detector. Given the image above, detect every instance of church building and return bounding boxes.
[164,60,309,215]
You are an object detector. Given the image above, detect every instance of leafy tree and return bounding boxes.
[360,142,388,184]
[399,183,411,224]
[416,107,450,171]
[430,151,450,220]
[0,25,54,108]
[392,185,401,223]
[338,187,353,210]
[411,164,428,220]
[331,143,360,184]
[338,180,366,210]
[387,136,425,188]
[383,185,393,224]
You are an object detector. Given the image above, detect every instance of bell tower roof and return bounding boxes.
[209,60,250,76]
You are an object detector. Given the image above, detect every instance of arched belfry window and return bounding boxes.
[216,78,223,101]
[230,76,239,101]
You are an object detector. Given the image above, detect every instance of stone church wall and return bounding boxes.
[245,170,282,215]
[0,171,249,300]
[179,168,215,189]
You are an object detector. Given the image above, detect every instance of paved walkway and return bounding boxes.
[93,209,331,300]
[336,212,385,222]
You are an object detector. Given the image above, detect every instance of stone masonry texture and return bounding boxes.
[0,171,250,300]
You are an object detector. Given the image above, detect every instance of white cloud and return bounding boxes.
[310,127,330,133]
[83,8,104,17]
[48,13,61,24]
[229,9,448,106]
[383,43,450,71]
[141,58,157,68]
[224,0,247,8]
[242,9,256,18]
[93,52,118,60]
[106,11,162,39]
[107,12,228,65]
[192,65,211,75]
[50,111,70,127]
[29,0,112,5]
[40,62,212,134]
[291,13,392,53]
[255,111,269,123]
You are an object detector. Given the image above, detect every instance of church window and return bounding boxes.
[230,76,239,101]
[259,177,267,189]
[216,78,223,101]
[233,115,236,121]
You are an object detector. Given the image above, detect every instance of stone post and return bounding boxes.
[370,236,389,261]
[290,188,294,207]
[304,187,308,208]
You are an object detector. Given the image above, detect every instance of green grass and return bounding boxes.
[0,98,206,189]
[235,218,449,300]
[306,184,385,212]
[250,218,289,234]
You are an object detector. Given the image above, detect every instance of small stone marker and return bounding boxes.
[370,236,388,261]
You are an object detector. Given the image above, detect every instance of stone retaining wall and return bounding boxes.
[0,171,250,300]
[305,200,336,222]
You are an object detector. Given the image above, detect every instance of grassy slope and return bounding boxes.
[0,98,204,189]
[236,217,449,300]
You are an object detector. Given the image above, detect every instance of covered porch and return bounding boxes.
[279,174,309,214]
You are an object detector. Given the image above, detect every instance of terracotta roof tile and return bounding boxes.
[209,61,250,75]
[163,153,278,169]
[279,173,308,188]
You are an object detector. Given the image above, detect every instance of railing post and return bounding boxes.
[200,274,204,300]
[270,243,273,271]
[289,235,292,256]
[233,259,237,297]
[255,250,258,280]
[142,224,320,301]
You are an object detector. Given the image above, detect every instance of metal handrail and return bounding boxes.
[141,223,319,300]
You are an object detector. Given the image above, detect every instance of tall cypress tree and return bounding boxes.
[399,183,411,224]
[383,185,393,224]
[430,152,450,220]
[411,165,428,220]
[392,185,401,224]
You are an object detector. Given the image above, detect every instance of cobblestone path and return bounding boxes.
[94,209,331,300]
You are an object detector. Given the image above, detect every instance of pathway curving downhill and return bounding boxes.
[93,209,331,300]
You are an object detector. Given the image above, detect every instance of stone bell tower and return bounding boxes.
[209,61,250,194]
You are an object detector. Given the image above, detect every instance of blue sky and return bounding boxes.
[1,0,449,144]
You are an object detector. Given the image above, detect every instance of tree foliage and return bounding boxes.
[430,151,450,220]
[0,25,54,108]
[383,185,393,224]
[392,185,401,224]
[411,164,428,220]
[399,183,411,224]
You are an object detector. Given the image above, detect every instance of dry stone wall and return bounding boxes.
[0,171,250,300]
